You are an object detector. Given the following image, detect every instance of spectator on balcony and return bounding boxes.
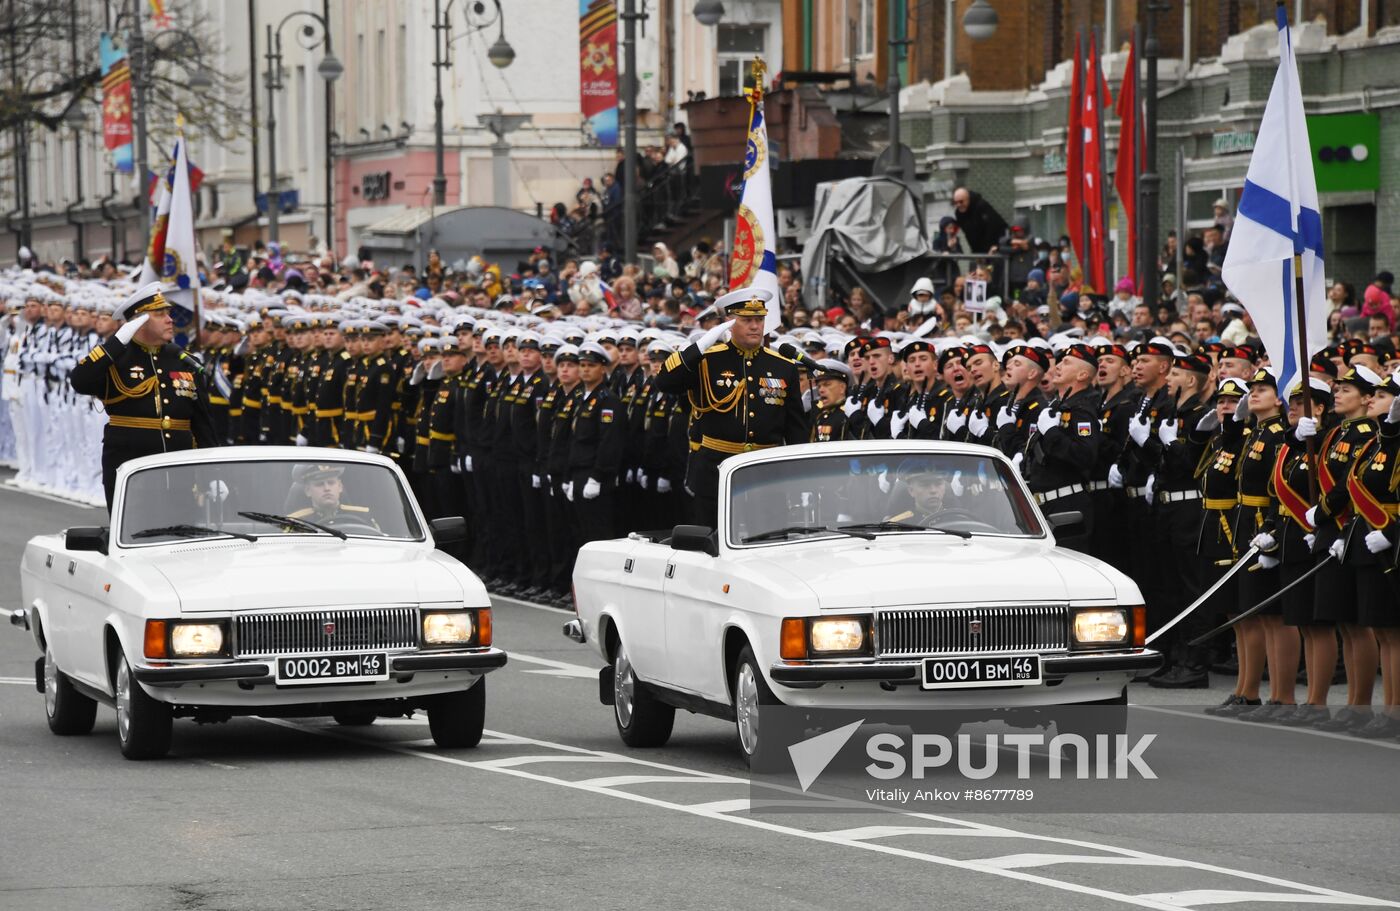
[577,178,603,216]
[673,122,692,155]
[651,243,679,280]
[1362,282,1396,333]
[951,187,1009,254]
[664,134,689,169]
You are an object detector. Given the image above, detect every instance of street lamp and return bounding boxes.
[264,10,341,244]
[693,0,724,26]
[962,0,999,40]
[433,0,512,207]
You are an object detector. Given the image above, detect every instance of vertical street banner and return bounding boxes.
[1221,4,1327,399]
[140,133,202,344]
[579,0,619,147]
[1081,35,1110,295]
[1113,34,1141,292]
[99,33,133,173]
[729,58,782,333]
[1064,36,1084,274]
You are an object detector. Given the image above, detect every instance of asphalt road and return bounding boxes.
[1,473,1397,911]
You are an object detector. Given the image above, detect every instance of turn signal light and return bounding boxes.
[780,618,807,660]
[144,620,168,659]
[476,608,493,647]
[1131,605,1147,648]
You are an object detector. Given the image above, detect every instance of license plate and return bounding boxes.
[276,652,388,685]
[921,654,1042,690]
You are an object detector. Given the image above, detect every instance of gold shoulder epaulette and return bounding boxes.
[376,357,386,366]
[1356,421,1375,435]
[287,507,314,518]
[703,343,729,354]
[342,504,370,513]
[340,350,351,360]
[886,510,914,522]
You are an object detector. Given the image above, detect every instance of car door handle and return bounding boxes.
[624,558,634,573]
[45,554,53,569]
[665,564,675,579]
[67,560,76,575]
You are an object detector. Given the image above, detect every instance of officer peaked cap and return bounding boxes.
[121,281,172,321]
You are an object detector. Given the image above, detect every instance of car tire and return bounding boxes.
[115,651,172,760]
[331,711,378,726]
[43,646,96,736]
[612,641,674,748]
[733,645,782,769]
[427,677,486,748]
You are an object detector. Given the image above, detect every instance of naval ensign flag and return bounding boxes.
[1220,2,1326,399]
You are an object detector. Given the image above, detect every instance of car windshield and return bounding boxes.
[727,451,1042,546]
[119,459,424,545]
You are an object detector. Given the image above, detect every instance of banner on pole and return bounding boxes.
[100,33,133,173]
[579,0,619,147]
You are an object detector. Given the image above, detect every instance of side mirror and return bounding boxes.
[670,524,717,557]
[65,526,108,554]
[1047,510,1084,529]
[429,516,467,544]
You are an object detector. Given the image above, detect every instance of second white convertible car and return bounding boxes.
[565,441,1159,764]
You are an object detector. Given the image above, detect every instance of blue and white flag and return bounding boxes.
[1221,4,1325,399]
[728,65,782,333]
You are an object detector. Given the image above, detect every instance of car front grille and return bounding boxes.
[233,607,419,657]
[875,605,1069,657]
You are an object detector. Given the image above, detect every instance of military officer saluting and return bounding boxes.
[654,287,806,526]
[69,282,216,510]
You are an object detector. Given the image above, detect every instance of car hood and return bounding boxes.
[144,540,466,612]
[744,536,1121,609]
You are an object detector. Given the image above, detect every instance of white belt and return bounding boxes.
[1157,489,1202,504]
[1035,483,1085,505]
[1087,480,1112,492]
[1126,486,1148,499]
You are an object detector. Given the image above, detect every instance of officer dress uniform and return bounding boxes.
[507,339,550,591]
[310,342,353,447]
[361,334,400,453]
[68,284,216,511]
[1232,379,1291,634]
[568,347,626,545]
[1311,402,1376,627]
[653,289,806,528]
[1088,349,1137,572]
[546,368,585,590]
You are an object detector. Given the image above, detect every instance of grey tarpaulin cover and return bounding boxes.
[800,176,930,312]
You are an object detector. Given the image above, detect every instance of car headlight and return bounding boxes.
[1072,609,1129,646]
[169,622,225,658]
[422,609,490,647]
[810,618,865,653]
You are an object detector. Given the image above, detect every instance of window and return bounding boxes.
[850,0,875,60]
[717,23,766,97]
[397,25,408,117]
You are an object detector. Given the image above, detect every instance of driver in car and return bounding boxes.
[886,461,958,526]
[290,464,381,530]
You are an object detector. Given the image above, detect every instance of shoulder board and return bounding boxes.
[376,357,386,366]
[1355,421,1375,434]
[342,504,370,513]
[763,346,797,364]
[704,343,729,354]
[287,507,314,518]
[887,510,914,522]
[340,350,352,360]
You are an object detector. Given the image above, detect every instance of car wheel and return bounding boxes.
[331,711,378,726]
[427,677,486,748]
[612,641,674,748]
[733,645,782,769]
[43,646,96,736]
[115,651,172,760]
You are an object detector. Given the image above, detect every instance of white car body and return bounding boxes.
[567,441,1159,751]
[17,447,503,752]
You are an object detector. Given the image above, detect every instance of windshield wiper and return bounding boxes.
[839,521,972,540]
[130,524,257,542]
[238,510,349,540]
[742,524,876,544]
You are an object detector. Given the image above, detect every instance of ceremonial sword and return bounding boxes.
[1186,553,1338,647]
[1145,545,1259,646]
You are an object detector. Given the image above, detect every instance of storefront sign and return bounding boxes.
[362,171,392,201]
[1211,131,1256,155]
[1307,112,1380,193]
[1043,148,1067,174]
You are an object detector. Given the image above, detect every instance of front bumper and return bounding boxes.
[769,648,1161,688]
[134,647,508,687]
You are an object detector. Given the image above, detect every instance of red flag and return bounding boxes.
[1081,36,1110,294]
[1113,36,1139,292]
[1065,39,1084,272]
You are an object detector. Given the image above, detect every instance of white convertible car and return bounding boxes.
[13,447,505,759]
[565,441,1160,764]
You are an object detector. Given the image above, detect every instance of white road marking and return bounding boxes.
[979,854,1184,870]
[263,718,1400,910]
[508,652,600,679]
[1134,704,1400,752]
[0,676,34,686]
[183,757,241,771]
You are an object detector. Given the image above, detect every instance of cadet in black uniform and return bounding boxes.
[852,335,907,440]
[546,345,585,594]
[638,340,682,530]
[809,359,856,442]
[507,332,550,596]
[1023,343,1100,551]
[567,341,626,545]
[991,343,1051,467]
[653,288,806,528]
[68,282,216,511]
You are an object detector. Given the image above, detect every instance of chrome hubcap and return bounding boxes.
[736,663,760,755]
[614,647,634,728]
[43,648,57,718]
[116,661,132,743]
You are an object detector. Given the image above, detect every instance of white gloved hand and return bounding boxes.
[638,471,648,488]
[944,408,967,434]
[1011,452,1024,476]
[1234,396,1250,422]
[657,477,672,494]
[996,406,1016,429]
[396,437,407,454]
[1250,532,1276,551]
[1258,554,1280,569]
[207,480,229,502]
[115,313,149,345]
[464,455,474,472]
[840,398,859,418]
[1366,529,1391,554]
[532,474,541,489]
[1296,416,1318,440]
[1145,474,1156,504]
[563,481,575,501]
[1128,415,1151,447]
[1328,538,1345,561]
[1304,533,1316,550]
[294,433,308,447]
[866,401,886,426]
[1158,419,1180,446]
[1304,505,1318,528]
[1036,407,1057,435]
[907,406,927,430]
[364,445,380,454]
[890,411,908,438]
[1196,411,1221,433]
[625,469,634,484]
[695,318,736,351]
[1389,396,1400,424]
[967,410,989,438]
[450,460,462,475]
[950,470,965,497]
[583,477,601,500]
[876,469,891,494]
[1108,464,1124,489]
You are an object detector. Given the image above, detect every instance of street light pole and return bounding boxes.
[1140,0,1167,298]
[432,0,450,206]
[885,0,912,179]
[323,0,334,254]
[621,0,642,264]
[130,8,150,242]
[264,23,281,243]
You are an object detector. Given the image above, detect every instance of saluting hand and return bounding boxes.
[115,313,150,345]
[695,319,736,351]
